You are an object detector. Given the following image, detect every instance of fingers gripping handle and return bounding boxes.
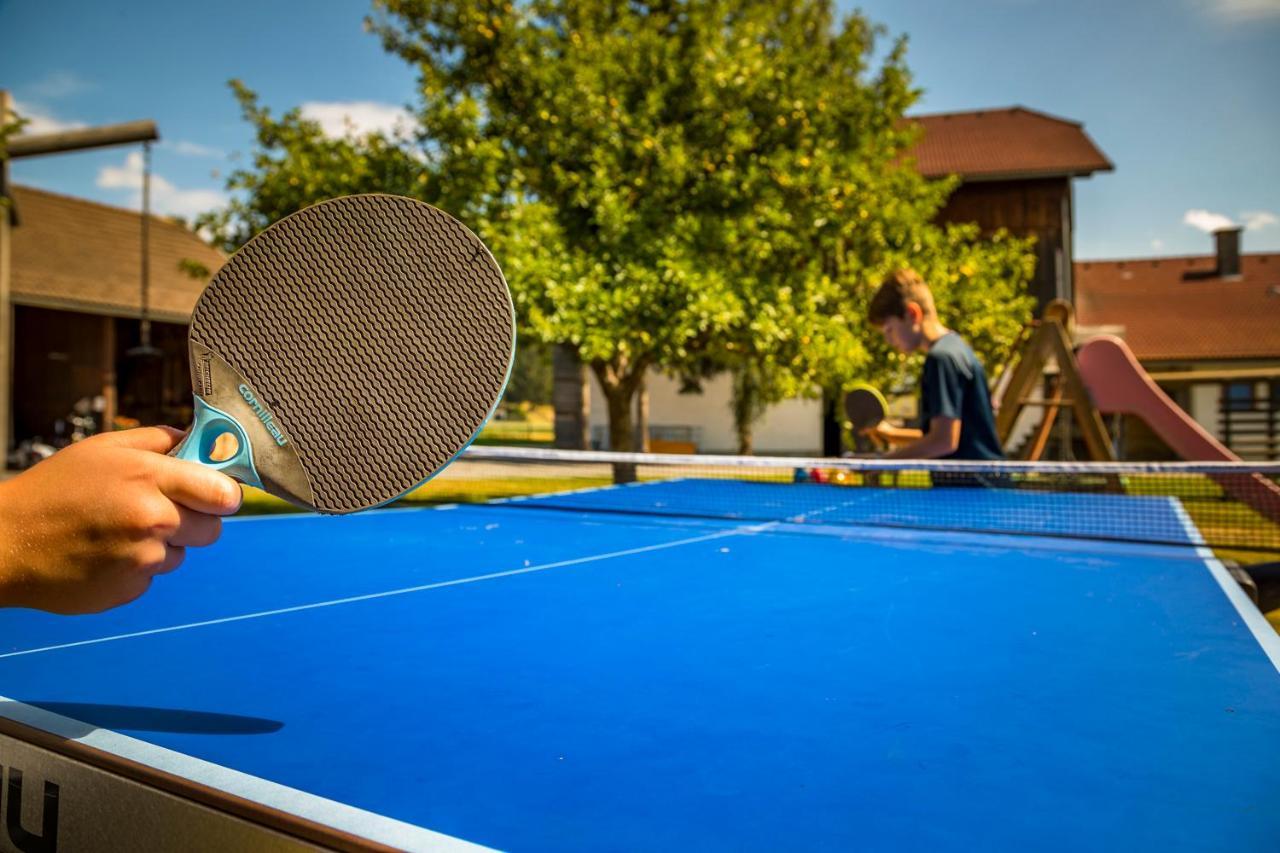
[170,396,264,488]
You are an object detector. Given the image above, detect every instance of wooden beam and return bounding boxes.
[1024,378,1063,461]
[1045,321,1115,461]
[995,322,1053,442]
[1148,366,1280,383]
[994,305,1116,461]
[7,120,159,159]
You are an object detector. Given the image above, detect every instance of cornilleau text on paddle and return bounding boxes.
[238,384,289,446]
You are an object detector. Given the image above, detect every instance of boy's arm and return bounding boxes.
[869,421,923,446]
[880,415,961,460]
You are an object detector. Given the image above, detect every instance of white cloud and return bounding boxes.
[96,151,226,220]
[1183,209,1237,233]
[299,100,412,138]
[1196,0,1280,21]
[1184,208,1279,235]
[26,70,95,100]
[1151,238,1166,251]
[10,99,86,135]
[1241,210,1279,230]
[165,140,226,158]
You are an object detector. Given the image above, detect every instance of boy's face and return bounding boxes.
[879,303,924,353]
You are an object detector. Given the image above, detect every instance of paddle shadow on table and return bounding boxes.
[10,701,284,736]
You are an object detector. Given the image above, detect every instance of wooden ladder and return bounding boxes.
[993,300,1115,462]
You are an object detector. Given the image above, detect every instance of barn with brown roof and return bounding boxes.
[5,185,223,451]
[909,106,1113,312]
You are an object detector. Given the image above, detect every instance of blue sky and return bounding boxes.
[2,0,1277,259]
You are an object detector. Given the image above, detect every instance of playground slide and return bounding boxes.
[1076,335,1280,523]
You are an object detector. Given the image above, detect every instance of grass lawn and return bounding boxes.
[236,473,611,515]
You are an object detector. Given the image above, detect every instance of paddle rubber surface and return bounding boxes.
[188,194,515,513]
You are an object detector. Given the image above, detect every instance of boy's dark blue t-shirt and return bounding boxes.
[918,332,1004,461]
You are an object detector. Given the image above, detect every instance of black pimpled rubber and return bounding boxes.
[190,195,514,513]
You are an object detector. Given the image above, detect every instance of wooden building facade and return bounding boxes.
[910,107,1113,311]
[5,186,223,451]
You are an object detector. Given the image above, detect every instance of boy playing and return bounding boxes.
[865,269,1004,461]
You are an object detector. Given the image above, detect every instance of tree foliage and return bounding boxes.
[195,80,424,251]
[201,1,1036,452]
[0,109,30,215]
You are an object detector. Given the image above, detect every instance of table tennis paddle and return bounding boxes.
[172,194,515,514]
[844,382,889,455]
[844,383,888,432]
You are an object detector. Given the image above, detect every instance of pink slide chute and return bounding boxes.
[1077,335,1280,524]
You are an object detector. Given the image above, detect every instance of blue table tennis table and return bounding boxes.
[2,479,1279,851]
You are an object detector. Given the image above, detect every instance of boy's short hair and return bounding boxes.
[867,269,937,326]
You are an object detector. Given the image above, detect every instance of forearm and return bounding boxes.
[881,416,962,460]
[0,484,33,608]
[882,434,953,460]
[876,425,923,446]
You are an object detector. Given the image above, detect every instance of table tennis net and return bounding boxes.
[419,447,1280,556]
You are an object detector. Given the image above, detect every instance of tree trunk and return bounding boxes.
[552,344,589,450]
[602,384,633,452]
[636,372,650,452]
[731,365,764,456]
[594,362,639,483]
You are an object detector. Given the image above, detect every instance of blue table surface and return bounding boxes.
[3,484,1280,851]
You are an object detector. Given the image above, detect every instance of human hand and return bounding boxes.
[866,420,896,440]
[0,427,242,614]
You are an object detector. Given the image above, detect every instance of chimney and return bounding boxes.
[1214,227,1242,278]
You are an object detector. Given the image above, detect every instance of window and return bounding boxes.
[1225,382,1256,412]
[1221,381,1279,461]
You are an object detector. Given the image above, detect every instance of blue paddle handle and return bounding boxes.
[172,396,264,488]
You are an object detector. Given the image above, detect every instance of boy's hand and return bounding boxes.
[866,421,897,441]
[864,421,925,450]
[0,428,242,614]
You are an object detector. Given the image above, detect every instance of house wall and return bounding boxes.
[587,369,823,455]
[1189,384,1222,438]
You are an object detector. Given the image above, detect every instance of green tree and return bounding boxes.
[636,21,1038,452]
[202,1,1036,454]
[722,216,1036,455]
[504,340,553,403]
[195,81,425,251]
[367,0,1034,452]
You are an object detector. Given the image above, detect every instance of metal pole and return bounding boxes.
[102,315,116,433]
[140,141,151,350]
[0,90,14,467]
